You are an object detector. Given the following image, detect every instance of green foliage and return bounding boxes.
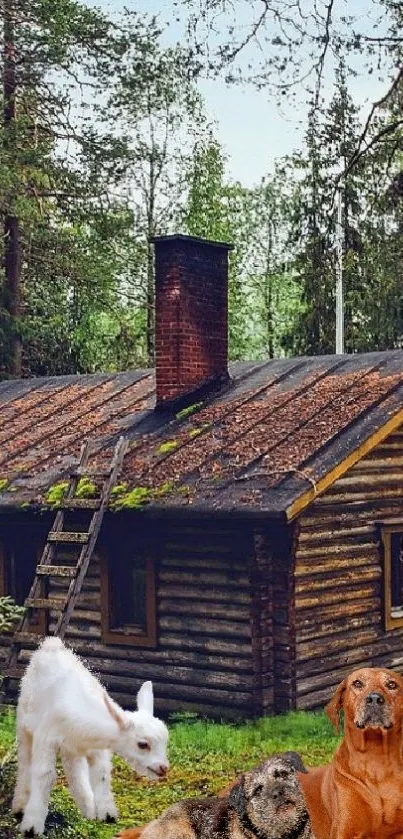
[111,486,152,510]
[0,480,8,492]
[175,402,203,421]
[75,478,97,498]
[110,483,129,496]
[188,423,212,438]
[111,481,175,510]
[0,708,340,837]
[45,481,69,506]
[157,440,178,455]
[0,597,24,633]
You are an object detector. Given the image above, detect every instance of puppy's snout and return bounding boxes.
[156,764,168,778]
[272,784,287,802]
[365,691,385,706]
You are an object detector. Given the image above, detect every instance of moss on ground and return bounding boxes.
[0,708,340,838]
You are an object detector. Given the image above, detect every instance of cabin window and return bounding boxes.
[0,537,46,634]
[100,538,157,647]
[381,524,403,630]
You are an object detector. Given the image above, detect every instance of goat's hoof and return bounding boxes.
[20,814,44,836]
[106,814,118,823]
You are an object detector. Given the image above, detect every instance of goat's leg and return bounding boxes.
[12,726,33,816]
[19,734,56,836]
[88,749,119,821]
[60,749,96,820]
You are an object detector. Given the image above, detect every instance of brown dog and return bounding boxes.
[298,666,403,839]
[114,752,313,839]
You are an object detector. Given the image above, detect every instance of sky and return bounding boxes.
[86,0,389,187]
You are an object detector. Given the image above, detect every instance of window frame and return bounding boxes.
[381,522,403,631]
[0,537,47,636]
[100,545,157,648]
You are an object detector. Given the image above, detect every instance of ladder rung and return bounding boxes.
[13,631,43,645]
[48,532,89,544]
[3,667,24,680]
[37,565,77,578]
[61,498,100,510]
[70,467,110,478]
[25,598,64,611]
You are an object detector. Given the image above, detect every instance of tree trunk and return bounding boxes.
[3,2,22,376]
[146,238,155,366]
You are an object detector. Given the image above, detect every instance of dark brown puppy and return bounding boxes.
[115,752,313,839]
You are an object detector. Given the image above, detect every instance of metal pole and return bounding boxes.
[335,187,344,354]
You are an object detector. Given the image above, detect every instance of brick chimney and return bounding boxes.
[152,234,233,410]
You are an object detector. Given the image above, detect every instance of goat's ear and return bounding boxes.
[104,691,130,731]
[325,679,346,734]
[137,680,154,715]
[228,776,247,818]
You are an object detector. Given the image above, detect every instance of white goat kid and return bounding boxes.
[12,637,169,836]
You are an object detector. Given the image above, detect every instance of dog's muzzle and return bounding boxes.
[355,691,393,730]
[271,783,297,811]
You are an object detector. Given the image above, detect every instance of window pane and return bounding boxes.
[391,533,403,608]
[110,552,147,633]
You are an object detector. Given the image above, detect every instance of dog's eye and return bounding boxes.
[352,679,364,689]
[252,784,263,796]
[386,680,398,690]
[137,741,150,750]
[274,769,289,779]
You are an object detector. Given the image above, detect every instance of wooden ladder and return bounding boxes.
[2,435,128,693]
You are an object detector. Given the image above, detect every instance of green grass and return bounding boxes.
[0,708,340,838]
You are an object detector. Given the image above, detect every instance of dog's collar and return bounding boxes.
[237,809,309,839]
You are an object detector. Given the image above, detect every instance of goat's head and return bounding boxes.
[104,681,169,780]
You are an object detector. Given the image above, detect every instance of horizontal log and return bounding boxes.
[159,615,251,638]
[49,623,101,640]
[71,640,254,672]
[295,541,377,559]
[298,524,375,541]
[295,567,380,594]
[333,473,403,489]
[83,658,252,688]
[301,501,403,524]
[158,585,250,605]
[161,556,245,570]
[159,570,249,586]
[297,609,380,642]
[112,692,252,719]
[159,599,250,621]
[102,673,253,704]
[296,583,379,610]
[158,633,252,657]
[295,556,378,577]
[315,487,403,504]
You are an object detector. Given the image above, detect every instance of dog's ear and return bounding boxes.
[282,751,308,774]
[325,679,346,734]
[228,776,247,819]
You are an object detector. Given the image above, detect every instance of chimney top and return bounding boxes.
[153,233,233,411]
[151,232,234,251]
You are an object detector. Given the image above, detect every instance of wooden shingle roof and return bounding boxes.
[2,350,403,519]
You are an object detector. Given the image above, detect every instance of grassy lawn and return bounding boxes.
[0,707,340,839]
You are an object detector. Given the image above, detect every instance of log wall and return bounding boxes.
[0,514,276,719]
[294,424,403,709]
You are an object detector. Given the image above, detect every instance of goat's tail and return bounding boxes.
[39,636,64,652]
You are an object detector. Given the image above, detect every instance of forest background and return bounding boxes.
[1,0,403,378]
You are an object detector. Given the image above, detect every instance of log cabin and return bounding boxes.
[1,233,403,718]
